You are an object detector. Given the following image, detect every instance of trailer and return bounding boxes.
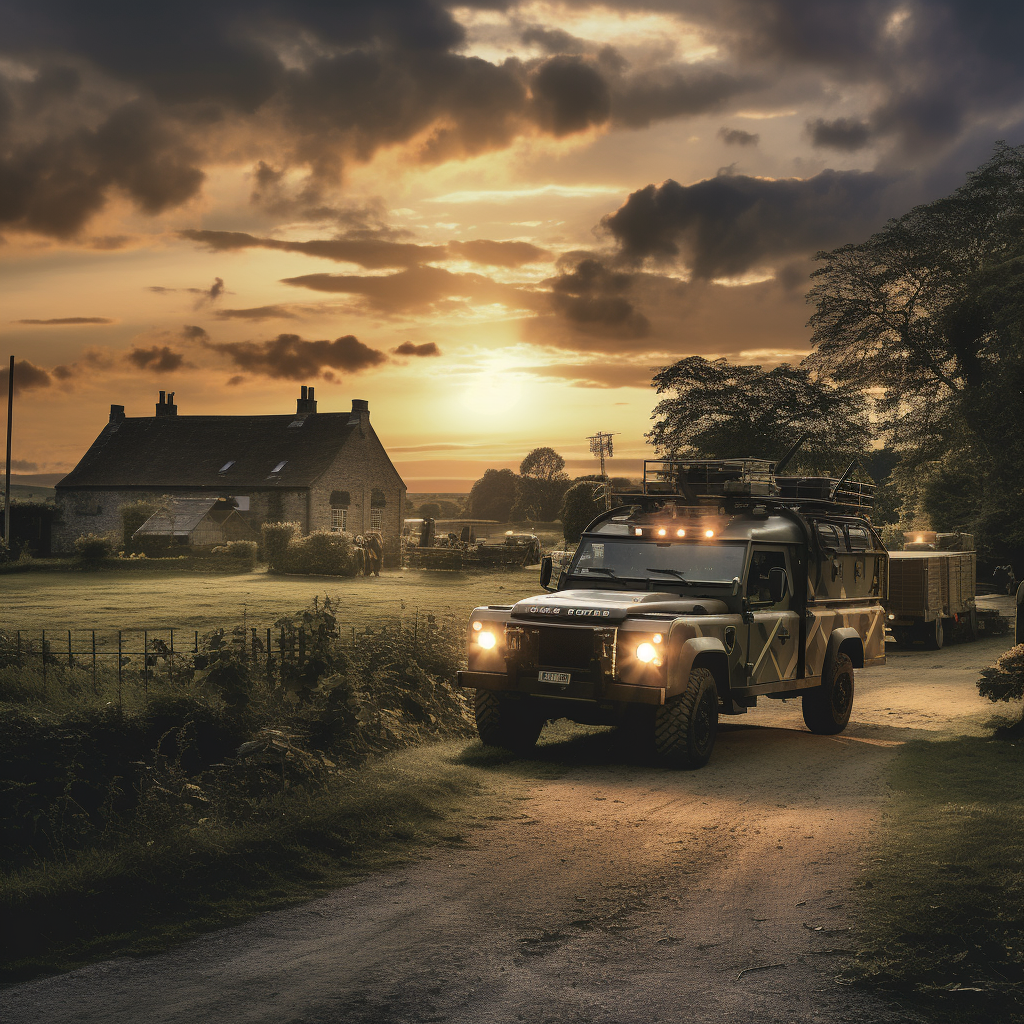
[887,532,1007,647]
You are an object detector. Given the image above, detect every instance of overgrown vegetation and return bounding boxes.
[261,522,357,576]
[978,643,1024,711]
[0,598,482,979]
[851,736,1024,1021]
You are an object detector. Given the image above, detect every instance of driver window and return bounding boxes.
[746,549,790,608]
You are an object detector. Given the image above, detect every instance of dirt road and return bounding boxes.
[2,624,1013,1024]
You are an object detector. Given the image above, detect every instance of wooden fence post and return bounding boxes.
[91,630,97,694]
[41,629,46,693]
[117,630,123,716]
[143,629,149,695]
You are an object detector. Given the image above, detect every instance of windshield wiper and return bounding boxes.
[579,566,621,579]
[646,567,696,587]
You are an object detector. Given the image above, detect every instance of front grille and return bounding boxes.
[537,626,595,669]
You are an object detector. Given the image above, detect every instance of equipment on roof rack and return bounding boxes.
[641,457,874,509]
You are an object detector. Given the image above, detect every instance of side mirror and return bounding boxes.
[768,566,789,604]
[539,556,554,590]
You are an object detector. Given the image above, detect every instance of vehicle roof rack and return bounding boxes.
[640,458,874,510]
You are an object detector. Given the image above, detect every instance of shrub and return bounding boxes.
[120,500,156,551]
[560,481,605,544]
[978,644,1024,704]
[282,530,355,576]
[261,521,299,571]
[213,540,258,565]
[74,532,119,559]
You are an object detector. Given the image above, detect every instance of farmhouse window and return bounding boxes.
[370,508,383,532]
[331,508,348,532]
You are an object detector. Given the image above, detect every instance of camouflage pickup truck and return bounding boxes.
[456,458,887,768]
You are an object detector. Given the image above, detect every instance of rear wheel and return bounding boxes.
[927,617,945,650]
[474,691,544,753]
[653,667,719,769]
[803,652,854,735]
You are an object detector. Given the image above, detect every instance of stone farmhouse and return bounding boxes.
[54,387,407,563]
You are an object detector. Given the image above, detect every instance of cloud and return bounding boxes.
[51,364,74,380]
[3,458,39,471]
[226,375,245,386]
[393,341,441,357]
[214,305,299,321]
[0,359,52,394]
[601,169,894,278]
[546,257,650,339]
[718,127,759,146]
[15,317,114,325]
[181,325,209,340]
[446,239,550,267]
[611,68,758,130]
[518,362,656,388]
[147,279,227,302]
[126,345,189,372]
[807,117,872,150]
[205,333,388,380]
[281,265,541,314]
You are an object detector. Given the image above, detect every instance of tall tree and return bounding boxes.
[647,356,871,474]
[806,142,1024,557]
[513,447,570,520]
[520,447,566,480]
[468,468,518,522]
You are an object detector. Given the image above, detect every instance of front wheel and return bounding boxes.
[653,667,719,768]
[802,652,854,734]
[475,690,544,753]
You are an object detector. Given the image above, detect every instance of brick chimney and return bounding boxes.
[109,404,125,424]
[296,385,318,416]
[156,391,177,417]
[349,398,369,428]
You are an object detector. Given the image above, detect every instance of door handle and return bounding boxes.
[778,627,791,645]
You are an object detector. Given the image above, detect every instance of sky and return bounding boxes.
[2,0,1023,491]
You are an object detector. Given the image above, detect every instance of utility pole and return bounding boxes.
[4,356,12,552]
[587,430,618,510]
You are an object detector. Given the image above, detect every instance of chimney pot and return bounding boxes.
[296,384,317,416]
[159,390,166,403]
[308,386,315,401]
[301,385,308,399]
[155,391,177,417]
[109,404,125,424]
[352,399,369,413]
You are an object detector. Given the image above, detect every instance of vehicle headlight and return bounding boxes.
[636,642,657,663]
[477,631,497,650]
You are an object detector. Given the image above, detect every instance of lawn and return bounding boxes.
[0,566,544,639]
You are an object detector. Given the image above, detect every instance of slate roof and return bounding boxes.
[57,413,358,490]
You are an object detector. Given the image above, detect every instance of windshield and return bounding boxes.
[569,537,746,585]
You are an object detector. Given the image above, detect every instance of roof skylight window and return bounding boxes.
[219,460,235,473]
[271,460,287,473]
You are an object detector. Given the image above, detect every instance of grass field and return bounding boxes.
[0,566,545,636]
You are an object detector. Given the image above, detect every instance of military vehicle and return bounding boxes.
[456,457,887,768]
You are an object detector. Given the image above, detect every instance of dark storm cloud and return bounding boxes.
[611,68,758,130]
[214,306,299,321]
[520,26,587,55]
[529,56,610,136]
[205,334,388,380]
[15,316,114,325]
[807,117,872,151]
[546,257,650,340]
[718,127,759,146]
[393,341,441,357]
[0,359,52,394]
[126,345,189,372]
[602,169,893,278]
[281,266,541,314]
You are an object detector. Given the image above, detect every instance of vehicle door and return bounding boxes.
[744,545,801,685]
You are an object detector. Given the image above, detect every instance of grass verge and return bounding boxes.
[852,733,1024,1021]
[0,740,524,984]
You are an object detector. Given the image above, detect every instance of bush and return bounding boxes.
[74,532,119,560]
[261,521,299,571]
[978,644,1024,704]
[120,500,156,551]
[560,481,605,544]
[213,540,258,566]
[282,530,356,576]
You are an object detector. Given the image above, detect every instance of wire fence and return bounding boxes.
[4,610,444,707]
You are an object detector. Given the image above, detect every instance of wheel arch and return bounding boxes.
[825,626,863,671]
[667,633,730,702]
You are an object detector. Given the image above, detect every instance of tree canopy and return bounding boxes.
[806,142,1024,557]
[560,481,605,544]
[519,447,567,480]
[468,468,518,521]
[647,356,871,474]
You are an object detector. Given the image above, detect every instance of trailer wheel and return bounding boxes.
[653,667,719,769]
[927,617,945,650]
[803,653,854,735]
[474,691,544,753]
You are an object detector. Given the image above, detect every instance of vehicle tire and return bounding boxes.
[965,610,979,642]
[927,617,945,650]
[802,652,854,735]
[653,667,719,769]
[891,626,911,647]
[474,690,544,753]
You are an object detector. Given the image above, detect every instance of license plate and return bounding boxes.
[539,670,571,685]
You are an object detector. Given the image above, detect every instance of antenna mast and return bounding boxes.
[587,430,618,510]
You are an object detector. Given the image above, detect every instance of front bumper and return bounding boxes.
[456,669,667,705]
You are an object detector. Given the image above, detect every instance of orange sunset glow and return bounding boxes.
[2,0,1020,489]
